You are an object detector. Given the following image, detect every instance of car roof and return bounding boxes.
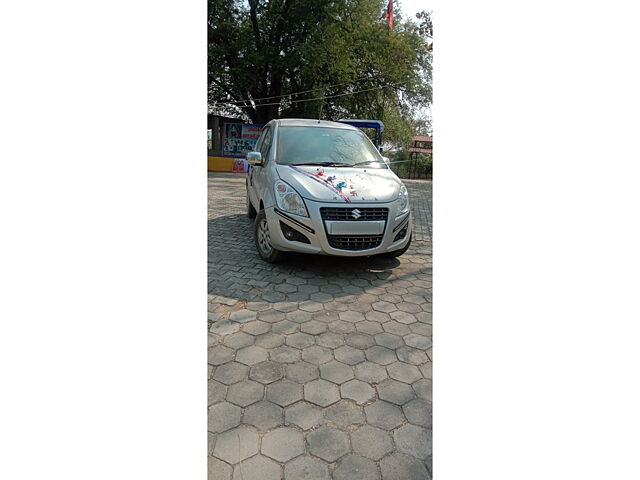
[275,118,358,130]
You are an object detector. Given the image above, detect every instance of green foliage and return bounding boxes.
[209,0,431,145]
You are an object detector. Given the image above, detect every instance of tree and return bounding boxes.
[208,0,431,144]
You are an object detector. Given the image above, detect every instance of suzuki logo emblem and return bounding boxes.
[351,209,362,219]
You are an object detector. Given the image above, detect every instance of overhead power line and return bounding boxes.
[212,77,374,106]
[219,85,391,108]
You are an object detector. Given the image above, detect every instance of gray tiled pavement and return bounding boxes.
[208,172,432,479]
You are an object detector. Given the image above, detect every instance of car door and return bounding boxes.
[249,124,273,210]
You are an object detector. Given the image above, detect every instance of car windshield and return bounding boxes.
[276,126,387,168]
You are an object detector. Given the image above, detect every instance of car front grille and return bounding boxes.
[320,207,388,221]
[327,234,384,251]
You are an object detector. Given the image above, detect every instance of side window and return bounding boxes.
[259,126,273,164]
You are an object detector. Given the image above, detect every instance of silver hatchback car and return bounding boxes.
[246,119,412,262]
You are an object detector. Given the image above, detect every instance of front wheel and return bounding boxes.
[254,210,282,263]
[381,234,412,258]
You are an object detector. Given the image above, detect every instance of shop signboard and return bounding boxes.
[222,123,263,158]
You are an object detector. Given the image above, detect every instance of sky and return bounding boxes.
[397,0,432,20]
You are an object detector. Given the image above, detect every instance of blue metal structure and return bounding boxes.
[337,119,385,150]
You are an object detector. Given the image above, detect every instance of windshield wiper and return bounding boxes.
[292,162,351,167]
[351,160,382,166]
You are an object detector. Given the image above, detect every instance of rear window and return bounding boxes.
[276,126,385,167]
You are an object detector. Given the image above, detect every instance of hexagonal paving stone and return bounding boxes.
[231,455,281,480]
[299,301,324,313]
[354,361,389,384]
[339,311,366,323]
[243,400,283,431]
[273,301,299,313]
[208,402,241,433]
[269,345,301,363]
[333,455,381,480]
[324,300,349,312]
[286,310,314,323]
[271,320,298,335]
[409,322,432,336]
[301,345,333,365]
[382,321,411,336]
[254,332,285,348]
[380,453,431,480]
[396,346,429,365]
[208,380,227,406]
[412,378,432,402]
[261,427,304,462]
[320,360,354,384]
[334,345,365,365]
[365,310,391,322]
[212,426,259,464]
[372,301,396,313]
[364,401,405,430]
[403,333,431,350]
[421,362,432,380]
[286,332,315,349]
[208,345,235,366]
[210,319,241,336]
[377,379,416,405]
[226,380,264,407]
[300,320,327,335]
[387,362,422,384]
[224,331,254,349]
[350,425,394,460]
[242,320,271,336]
[403,398,432,428]
[285,401,323,430]
[364,346,397,365]
[316,332,344,349]
[212,362,248,385]
[286,361,319,384]
[284,455,330,480]
[355,320,384,335]
[397,302,422,314]
[374,332,404,350]
[328,320,355,334]
[258,310,287,323]
[341,379,376,405]
[380,453,429,480]
[209,456,232,480]
[394,424,431,460]
[304,379,340,407]
[266,379,303,406]
[324,400,365,428]
[307,426,351,462]
[229,309,257,323]
[345,332,376,350]
[235,345,268,365]
[249,361,285,384]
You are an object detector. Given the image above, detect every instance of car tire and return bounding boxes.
[381,234,412,258]
[247,189,257,219]
[254,209,282,263]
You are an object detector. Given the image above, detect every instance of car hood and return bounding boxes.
[276,164,401,203]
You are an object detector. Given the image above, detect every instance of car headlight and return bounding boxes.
[398,185,409,215]
[274,180,309,217]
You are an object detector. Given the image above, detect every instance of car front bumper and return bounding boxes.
[266,199,412,257]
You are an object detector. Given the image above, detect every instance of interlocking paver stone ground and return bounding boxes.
[334,455,381,480]
[208,173,431,476]
[351,425,394,460]
[284,455,330,480]
[307,426,351,462]
[261,427,305,462]
[243,401,283,431]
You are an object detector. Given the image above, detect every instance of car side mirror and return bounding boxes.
[246,151,263,166]
[382,156,390,166]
